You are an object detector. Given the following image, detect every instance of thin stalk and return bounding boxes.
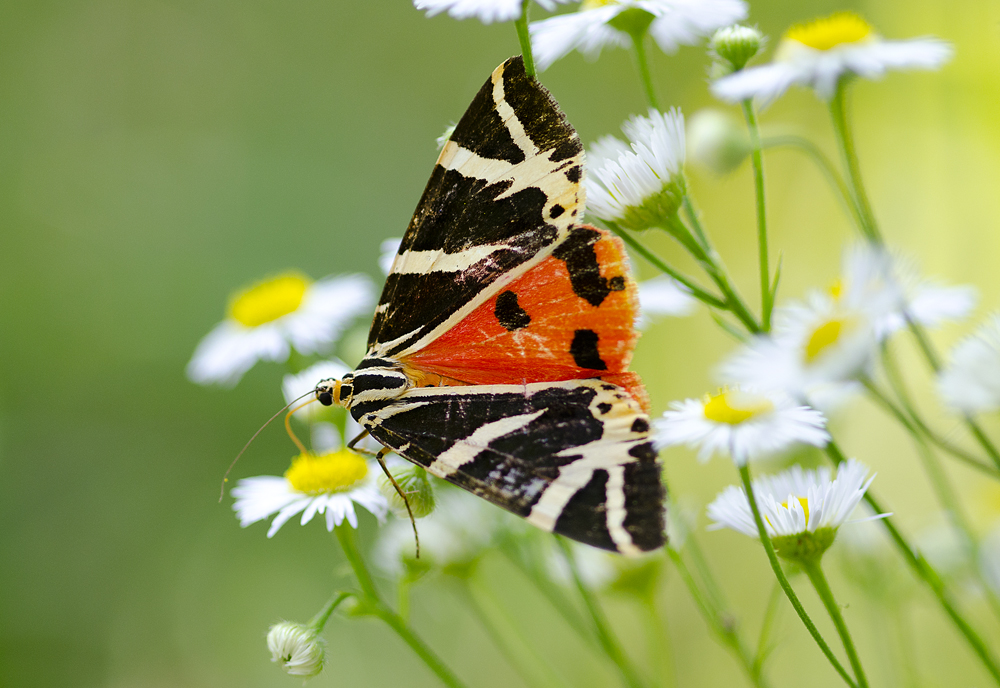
[515,0,536,77]
[556,538,649,688]
[862,379,1000,479]
[753,581,782,676]
[334,526,469,688]
[681,195,711,251]
[879,346,1000,477]
[308,591,353,633]
[801,560,870,688]
[607,221,726,308]
[666,548,770,688]
[459,578,570,688]
[631,33,660,110]
[760,135,863,230]
[685,531,729,614]
[823,441,1000,685]
[640,591,675,688]
[740,98,772,330]
[500,545,600,651]
[738,465,858,688]
[674,209,762,333]
[829,83,880,242]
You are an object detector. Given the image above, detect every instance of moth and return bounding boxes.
[316,56,665,554]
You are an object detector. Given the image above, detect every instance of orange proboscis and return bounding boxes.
[402,230,650,410]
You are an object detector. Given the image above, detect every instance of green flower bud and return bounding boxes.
[710,25,764,74]
[771,526,838,564]
[380,465,436,518]
[687,109,750,175]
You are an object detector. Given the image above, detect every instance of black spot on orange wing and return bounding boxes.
[570,329,607,370]
[494,290,531,331]
[552,226,621,307]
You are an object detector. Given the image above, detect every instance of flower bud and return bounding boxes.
[379,465,436,518]
[267,622,325,678]
[687,109,750,175]
[771,527,838,564]
[710,25,764,74]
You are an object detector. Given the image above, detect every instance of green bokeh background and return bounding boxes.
[2,1,999,686]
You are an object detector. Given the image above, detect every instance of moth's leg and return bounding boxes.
[346,429,385,458]
[373,447,420,559]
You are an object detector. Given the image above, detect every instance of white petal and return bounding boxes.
[187,320,289,386]
[645,0,748,54]
[414,0,522,23]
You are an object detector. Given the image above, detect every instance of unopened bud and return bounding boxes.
[267,622,325,678]
[380,465,436,518]
[687,109,750,175]
[710,25,764,74]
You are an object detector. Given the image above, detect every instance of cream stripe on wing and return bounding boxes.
[525,463,596,532]
[604,465,642,556]
[492,63,537,158]
[426,409,547,478]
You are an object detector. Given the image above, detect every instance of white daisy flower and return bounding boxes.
[636,276,696,327]
[720,292,877,411]
[379,237,403,276]
[187,272,375,387]
[586,108,686,230]
[712,12,952,106]
[530,0,747,72]
[267,622,325,678]
[654,387,829,465]
[233,450,388,537]
[414,0,572,24]
[938,315,1000,414]
[707,459,878,560]
[838,243,976,339]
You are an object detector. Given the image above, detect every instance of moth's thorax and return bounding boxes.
[316,358,410,411]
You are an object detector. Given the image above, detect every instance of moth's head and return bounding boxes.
[315,373,353,408]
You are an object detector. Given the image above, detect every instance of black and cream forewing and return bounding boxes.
[367,56,586,359]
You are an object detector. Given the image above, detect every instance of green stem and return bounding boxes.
[740,99,771,330]
[556,538,649,688]
[966,416,1000,473]
[607,221,727,308]
[673,208,762,333]
[666,548,770,688]
[737,465,858,688]
[631,33,660,110]
[459,577,570,688]
[500,544,600,651]
[863,379,1000,479]
[753,581,782,676]
[760,135,863,231]
[682,194,711,251]
[334,526,469,688]
[307,591,353,633]
[823,441,1000,685]
[639,591,675,688]
[515,0,536,77]
[685,531,729,614]
[829,82,880,242]
[801,559,870,688]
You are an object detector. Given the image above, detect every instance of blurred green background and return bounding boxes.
[3,1,1000,686]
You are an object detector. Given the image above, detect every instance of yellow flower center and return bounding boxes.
[804,318,845,362]
[285,450,368,495]
[784,12,873,51]
[782,496,811,522]
[228,272,311,327]
[703,390,774,425]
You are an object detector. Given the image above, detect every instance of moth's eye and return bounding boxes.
[317,388,334,406]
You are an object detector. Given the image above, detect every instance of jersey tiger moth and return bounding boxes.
[316,56,665,555]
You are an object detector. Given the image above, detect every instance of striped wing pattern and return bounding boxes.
[333,56,666,554]
[367,56,585,358]
[351,380,665,554]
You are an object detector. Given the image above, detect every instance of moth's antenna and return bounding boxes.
[374,450,420,559]
[218,390,314,502]
[284,398,317,456]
